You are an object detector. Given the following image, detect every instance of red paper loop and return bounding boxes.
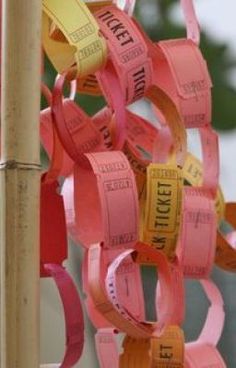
[40,83,68,275]
[41,82,66,181]
[44,264,84,368]
[40,175,67,277]
[40,84,85,368]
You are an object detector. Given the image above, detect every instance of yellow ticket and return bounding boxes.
[76,1,112,94]
[42,0,107,78]
[140,163,183,262]
[183,152,225,221]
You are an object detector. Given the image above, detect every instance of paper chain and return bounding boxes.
[35,0,235,366]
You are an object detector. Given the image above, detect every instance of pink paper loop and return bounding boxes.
[40,82,75,177]
[154,39,212,128]
[95,5,153,105]
[83,246,145,329]
[105,243,175,337]
[181,0,200,45]
[114,0,136,16]
[200,126,220,198]
[52,73,107,165]
[197,279,225,347]
[96,61,128,150]
[152,125,173,164]
[177,186,217,279]
[122,0,136,16]
[185,343,226,367]
[95,329,119,368]
[156,257,185,326]
[74,151,139,249]
[87,243,149,338]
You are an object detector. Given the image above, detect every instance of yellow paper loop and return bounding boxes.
[42,0,107,78]
[139,163,183,263]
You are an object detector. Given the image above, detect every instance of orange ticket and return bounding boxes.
[120,326,184,368]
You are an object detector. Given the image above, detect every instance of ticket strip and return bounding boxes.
[13,0,234,366]
[40,84,84,367]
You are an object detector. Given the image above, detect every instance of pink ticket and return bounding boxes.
[82,243,145,368]
[83,247,145,327]
[95,329,119,368]
[200,126,219,198]
[74,151,139,249]
[114,0,136,16]
[154,39,212,129]
[96,62,128,150]
[125,110,158,157]
[156,257,185,326]
[185,279,225,367]
[177,187,217,279]
[185,343,226,368]
[87,243,153,338]
[52,84,104,164]
[226,231,236,249]
[41,99,115,181]
[105,242,176,337]
[96,4,153,104]
[181,0,200,45]
[152,125,173,164]
[40,105,74,177]
[61,112,155,245]
[82,250,113,329]
[93,106,158,159]
[197,280,225,347]
[61,174,78,245]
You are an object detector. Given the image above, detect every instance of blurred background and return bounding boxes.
[41,0,236,366]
